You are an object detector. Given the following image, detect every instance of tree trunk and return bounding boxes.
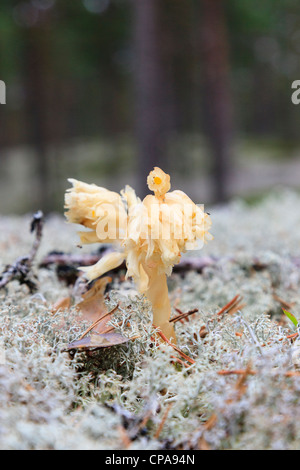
[22,22,54,213]
[200,0,234,202]
[133,0,169,196]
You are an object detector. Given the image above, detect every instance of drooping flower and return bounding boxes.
[147,166,171,198]
[65,168,213,341]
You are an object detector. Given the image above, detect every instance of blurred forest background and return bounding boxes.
[1,0,300,214]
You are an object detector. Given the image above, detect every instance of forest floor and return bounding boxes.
[1,189,300,450]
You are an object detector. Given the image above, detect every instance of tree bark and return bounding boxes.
[200,0,234,202]
[133,0,169,196]
[23,28,50,212]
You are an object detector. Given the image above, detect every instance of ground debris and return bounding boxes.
[2,191,300,449]
[0,210,43,292]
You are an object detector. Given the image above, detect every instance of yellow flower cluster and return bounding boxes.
[65,167,213,341]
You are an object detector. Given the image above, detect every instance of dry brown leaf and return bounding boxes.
[65,331,129,351]
[77,305,119,340]
[51,276,114,343]
[54,276,133,351]
[51,296,71,314]
[76,276,112,323]
[51,276,112,324]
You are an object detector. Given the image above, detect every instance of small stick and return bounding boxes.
[170,308,198,323]
[154,404,173,440]
[285,371,300,377]
[118,426,132,448]
[287,332,299,340]
[39,252,216,273]
[155,329,196,365]
[218,369,300,378]
[138,411,153,431]
[197,414,218,450]
[100,320,125,335]
[204,413,218,431]
[78,305,119,340]
[216,295,241,316]
[170,355,190,368]
[227,302,246,316]
[40,252,300,277]
[273,294,294,311]
[217,369,256,376]
[28,211,44,260]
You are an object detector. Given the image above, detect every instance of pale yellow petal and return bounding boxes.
[80,251,125,281]
[121,185,141,210]
[65,179,126,234]
[78,230,99,244]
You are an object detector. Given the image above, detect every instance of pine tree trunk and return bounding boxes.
[200,0,234,202]
[22,18,56,213]
[133,0,168,196]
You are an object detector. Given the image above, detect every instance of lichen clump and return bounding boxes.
[1,191,300,449]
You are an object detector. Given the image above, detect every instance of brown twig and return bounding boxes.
[118,425,132,448]
[154,404,173,439]
[77,305,119,340]
[217,368,300,378]
[170,355,190,368]
[154,329,196,365]
[285,371,300,377]
[217,369,256,376]
[197,414,218,450]
[273,294,294,311]
[216,294,242,316]
[287,332,299,340]
[138,411,153,431]
[40,252,216,273]
[40,252,111,268]
[101,320,125,335]
[170,308,198,324]
[204,413,218,431]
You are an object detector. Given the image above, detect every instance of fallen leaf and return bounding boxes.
[77,276,112,324]
[51,296,71,314]
[53,276,132,352]
[77,305,119,339]
[51,276,112,329]
[65,331,129,351]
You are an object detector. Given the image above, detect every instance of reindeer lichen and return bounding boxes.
[0,190,300,449]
